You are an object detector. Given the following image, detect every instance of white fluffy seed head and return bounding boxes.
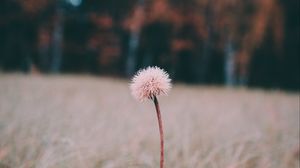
[130,66,172,102]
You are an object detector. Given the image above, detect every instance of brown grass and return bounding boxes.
[0,74,299,168]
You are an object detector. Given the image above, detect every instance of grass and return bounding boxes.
[0,74,299,168]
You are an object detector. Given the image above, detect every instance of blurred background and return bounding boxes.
[0,0,299,90]
[0,1,300,167]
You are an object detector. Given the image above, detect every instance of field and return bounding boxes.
[0,74,299,168]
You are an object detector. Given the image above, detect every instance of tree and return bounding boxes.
[194,0,284,86]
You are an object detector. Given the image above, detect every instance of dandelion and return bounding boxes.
[130,66,171,168]
[130,66,171,101]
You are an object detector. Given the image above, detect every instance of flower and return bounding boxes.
[130,66,171,101]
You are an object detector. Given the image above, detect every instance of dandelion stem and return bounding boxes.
[153,96,164,168]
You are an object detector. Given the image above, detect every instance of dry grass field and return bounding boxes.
[0,74,299,168]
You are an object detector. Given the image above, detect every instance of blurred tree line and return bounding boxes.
[0,0,299,90]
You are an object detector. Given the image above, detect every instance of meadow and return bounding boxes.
[0,74,299,168]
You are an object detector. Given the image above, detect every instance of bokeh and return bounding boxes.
[0,0,299,89]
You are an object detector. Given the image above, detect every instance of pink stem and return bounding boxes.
[153,96,164,168]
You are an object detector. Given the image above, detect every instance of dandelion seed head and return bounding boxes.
[130,66,172,101]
